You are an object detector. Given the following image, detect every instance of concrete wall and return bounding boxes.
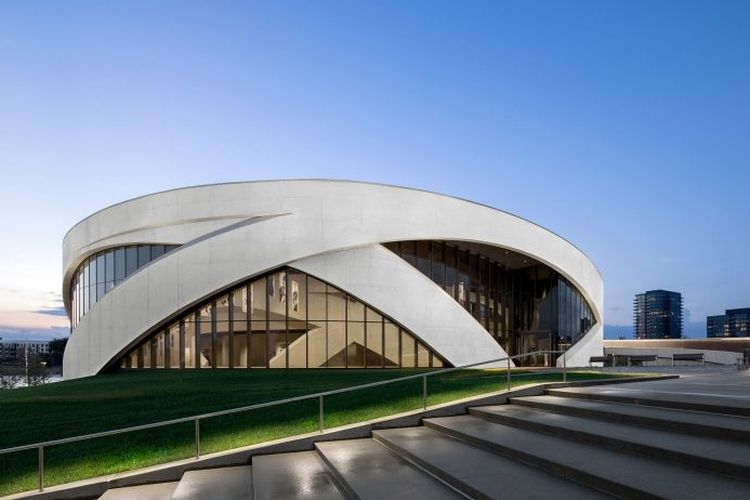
[63,180,604,379]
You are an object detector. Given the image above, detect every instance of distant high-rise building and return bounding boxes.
[707,308,750,338]
[633,290,683,339]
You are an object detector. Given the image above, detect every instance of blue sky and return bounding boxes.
[0,1,748,340]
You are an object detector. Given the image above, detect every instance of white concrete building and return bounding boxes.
[62,180,603,379]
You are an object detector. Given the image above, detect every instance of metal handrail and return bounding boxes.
[1,349,567,491]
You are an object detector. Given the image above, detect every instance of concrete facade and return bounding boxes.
[63,180,604,379]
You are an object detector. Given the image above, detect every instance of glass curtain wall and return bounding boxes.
[384,240,595,365]
[69,244,180,328]
[119,267,444,370]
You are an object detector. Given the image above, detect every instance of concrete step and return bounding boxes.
[372,426,609,500]
[98,481,179,500]
[170,465,253,500]
[252,451,344,500]
[510,395,750,441]
[548,387,750,417]
[315,438,464,500]
[470,404,750,479]
[424,415,750,499]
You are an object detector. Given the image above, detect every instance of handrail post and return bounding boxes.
[507,357,511,392]
[38,445,44,492]
[422,375,427,410]
[562,353,567,383]
[318,395,324,432]
[194,418,200,459]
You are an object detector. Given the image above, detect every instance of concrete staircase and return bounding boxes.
[98,385,750,499]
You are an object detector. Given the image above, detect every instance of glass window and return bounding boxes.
[250,277,266,322]
[215,294,230,323]
[287,270,306,323]
[365,320,383,368]
[432,241,446,287]
[307,277,326,321]
[114,248,126,283]
[348,322,365,368]
[327,322,346,367]
[250,323,266,367]
[125,246,138,276]
[416,241,430,276]
[307,322,327,368]
[198,305,212,368]
[137,245,151,268]
[347,297,364,322]
[105,250,114,284]
[268,271,286,320]
[401,330,416,368]
[168,323,180,369]
[417,342,430,368]
[140,341,151,369]
[151,245,164,259]
[287,326,306,368]
[155,331,165,368]
[384,321,399,367]
[215,320,230,368]
[401,241,416,267]
[232,287,248,323]
[83,267,89,312]
[89,258,97,305]
[267,321,287,368]
[184,317,196,369]
[96,253,105,284]
[233,320,248,368]
[327,288,346,321]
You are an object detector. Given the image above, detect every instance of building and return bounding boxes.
[62,180,603,379]
[633,289,683,339]
[0,340,50,361]
[707,308,750,338]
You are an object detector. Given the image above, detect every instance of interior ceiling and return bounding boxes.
[443,240,541,270]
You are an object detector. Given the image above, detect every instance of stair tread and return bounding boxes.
[373,427,607,500]
[424,415,750,499]
[472,404,750,466]
[513,395,750,434]
[170,465,252,500]
[315,438,463,500]
[98,481,179,500]
[252,451,344,500]
[548,386,750,416]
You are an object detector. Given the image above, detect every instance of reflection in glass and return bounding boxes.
[383,240,596,364]
[118,267,444,370]
[70,244,180,327]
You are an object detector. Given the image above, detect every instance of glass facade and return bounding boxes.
[384,240,596,365]
[69,244,179,328]
[633,290,683,339]
[118,267,444,370]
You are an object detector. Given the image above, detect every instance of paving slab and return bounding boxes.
[315,438,463,500]
[424,414,750,499]
[170,465,252,500]
[510,395,750,440]
[548,371,750,416]
[98,481,178,500]
[548,385,750,416]
[470,404,750,478]
[252,451,343,500]
[373,426,607,500]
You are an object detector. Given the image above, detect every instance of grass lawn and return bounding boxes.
[0,368,625,495]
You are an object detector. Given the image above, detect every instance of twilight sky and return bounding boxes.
[0,1,748,340]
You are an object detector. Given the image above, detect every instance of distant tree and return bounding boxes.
[0,365,22,389]
[25,354,49,386]
[46,338,68,367]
